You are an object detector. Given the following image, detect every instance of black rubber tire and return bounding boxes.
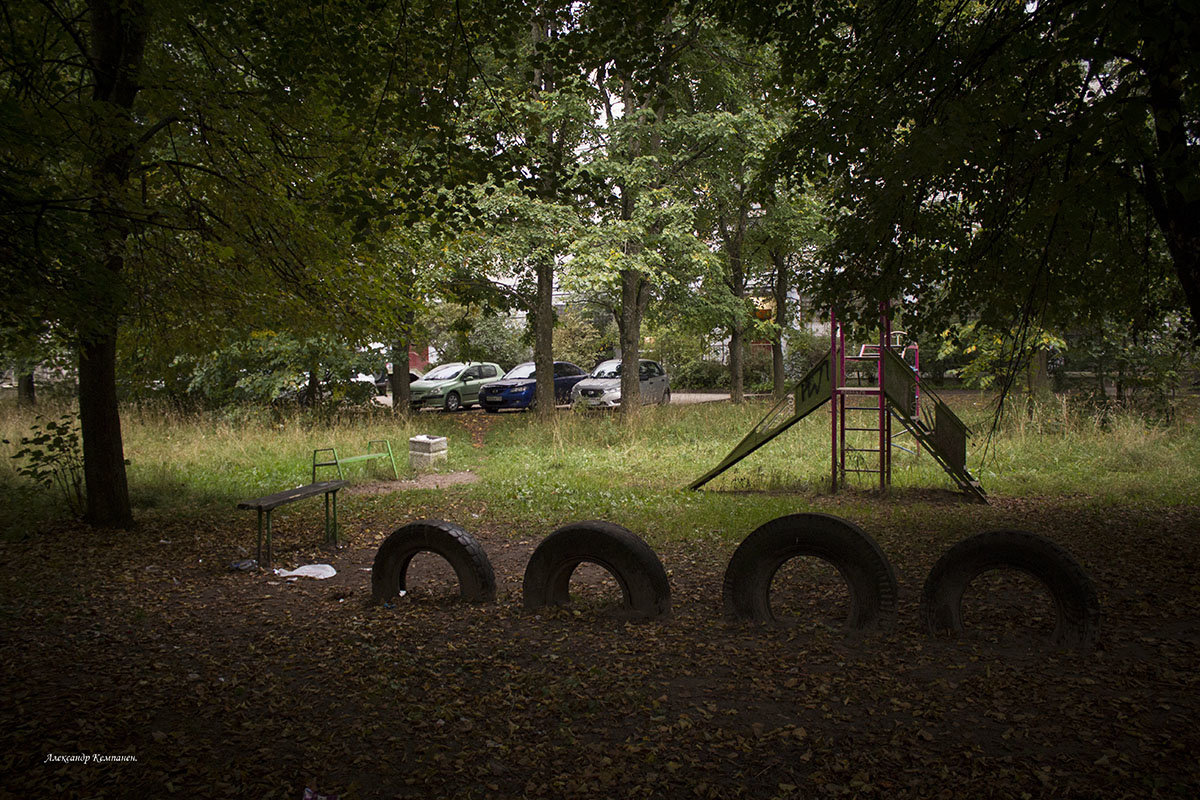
[443,391,461,412]
[523,520,671,619]
[484,406,498,414]
[920,530,1100,648]
[660,388,671,405]
[371,519,496,604]
[722,513,898,629]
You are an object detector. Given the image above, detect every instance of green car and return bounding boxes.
[408,361,503,411]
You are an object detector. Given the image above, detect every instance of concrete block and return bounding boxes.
[409,435,448,470]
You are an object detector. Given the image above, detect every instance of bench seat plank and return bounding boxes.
[334,453,389,465]
[238,480,348,511]
[237,480,349,567]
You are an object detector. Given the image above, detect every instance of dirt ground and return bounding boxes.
[2,407,1199,800]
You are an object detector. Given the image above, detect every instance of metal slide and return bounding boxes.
[687,348,986,501]
[878,348,987,502]
[688,355,832,490]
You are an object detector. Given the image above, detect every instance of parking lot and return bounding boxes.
[372,390,735,409]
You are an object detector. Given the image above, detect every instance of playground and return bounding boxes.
[3,391,1199,798]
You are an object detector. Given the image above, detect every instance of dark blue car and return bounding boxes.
[479,361,587,412]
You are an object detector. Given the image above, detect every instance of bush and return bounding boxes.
[171,333,380,409]
[672,360,727,390]
[782,329,830,378]
[427,307,530,370]
[554,306,615,370]
[3,413,85,516]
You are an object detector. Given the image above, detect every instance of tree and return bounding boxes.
[1,0,505,525]
[571,2,683,413]
[674,29,790,403]
[726,0,1199,345]
[448,1,597,417]
[561,2,736,413]
[756,182,828,398]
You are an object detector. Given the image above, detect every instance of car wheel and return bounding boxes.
[660,388,671,405]
[484,406,498,414]
[443,391,461,412]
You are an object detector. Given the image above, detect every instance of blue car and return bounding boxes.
[479,361,588,412]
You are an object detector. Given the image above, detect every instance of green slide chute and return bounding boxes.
[688,355,832,490]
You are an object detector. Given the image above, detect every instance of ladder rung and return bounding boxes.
[843,468,881,474]
[837,387,881,393]
[844,426,881,432]
[844,406,883,411]
[845,447,882,453]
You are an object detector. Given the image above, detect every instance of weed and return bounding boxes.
[3,413,85,516]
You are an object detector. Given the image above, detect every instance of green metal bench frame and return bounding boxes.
[236,480,348,567]
[312,439,398,483]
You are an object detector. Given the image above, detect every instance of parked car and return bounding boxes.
[409,362,503,411]
[479,361,588,412]
[571,359,670,408]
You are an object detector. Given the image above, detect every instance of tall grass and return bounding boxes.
[2,389,1197,541]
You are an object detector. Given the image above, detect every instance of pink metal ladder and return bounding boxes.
[830,304,894,493]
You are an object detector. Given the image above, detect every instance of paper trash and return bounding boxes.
[274,564,337,580]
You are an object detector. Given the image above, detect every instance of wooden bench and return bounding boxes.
[312,439,398,482]
[237,480,348,568]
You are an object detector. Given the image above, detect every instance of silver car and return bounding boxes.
[571,359,670,408]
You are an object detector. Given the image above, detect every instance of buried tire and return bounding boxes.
[371,520,496,604]
[723,513,898,629]
[523,520,671,619]
[920,530,1100,649]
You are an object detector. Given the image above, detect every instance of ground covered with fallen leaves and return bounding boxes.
[2,483,1198,799]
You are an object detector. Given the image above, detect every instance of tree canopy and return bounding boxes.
[724,0,1199,339]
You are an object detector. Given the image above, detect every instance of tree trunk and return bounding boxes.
[75,0,147,529]
[306,368,321,407]
[1025,347,1050,413]
[771,249,788,401]
[17,370,36,407]
[723,211,747,404]
[612,64,664,419]
[531,16,558,420]
[389,339,412,415]
[534,254,556,418]
[729,323,744,403]
[618,269,649,416]
[1141,18,1200,339]
[79,332,132,527]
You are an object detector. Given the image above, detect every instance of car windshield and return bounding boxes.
[504,363,536,380]
[590,361,621,379]
[423,364,463,381]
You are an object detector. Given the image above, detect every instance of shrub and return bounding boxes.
[3,413,85,516]
[672,360,727,390]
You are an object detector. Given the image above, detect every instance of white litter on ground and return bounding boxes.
[274,564,337,580]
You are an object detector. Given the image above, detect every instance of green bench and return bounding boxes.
[312,439,398,482]
[237,480,348,568]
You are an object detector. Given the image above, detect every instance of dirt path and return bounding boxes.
[3,498,1198,799]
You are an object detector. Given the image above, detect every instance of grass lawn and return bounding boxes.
[2,393,1199,798]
